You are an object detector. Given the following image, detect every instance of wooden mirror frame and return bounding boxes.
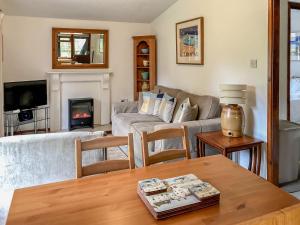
[52,28,109,69]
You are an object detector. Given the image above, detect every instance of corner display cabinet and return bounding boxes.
[133,35,157,100]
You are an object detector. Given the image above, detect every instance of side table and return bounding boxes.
[196,131,264,175]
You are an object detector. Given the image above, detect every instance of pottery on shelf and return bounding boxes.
[143,60,150,67]
[141,48,149,54]
[141,72,149,80]
[142,81,149,91]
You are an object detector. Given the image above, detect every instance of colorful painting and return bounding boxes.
[176,17,204,65]
[291,32,300,61]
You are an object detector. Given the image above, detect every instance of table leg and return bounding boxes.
[256,144,262,176]
[251,146,257,174]
[248,149,253,171]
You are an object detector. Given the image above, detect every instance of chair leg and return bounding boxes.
[248,149,253,171]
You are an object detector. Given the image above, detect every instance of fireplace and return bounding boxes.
[68,98,94,130]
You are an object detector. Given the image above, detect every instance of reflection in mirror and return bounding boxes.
[52,28,108,69]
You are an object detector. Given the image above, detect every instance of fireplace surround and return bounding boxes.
[46,71,111,131]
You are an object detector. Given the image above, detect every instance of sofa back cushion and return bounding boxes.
[153,85,181,98]
[153,85,220,121]
[175,91,220,120]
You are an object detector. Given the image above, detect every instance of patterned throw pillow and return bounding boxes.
[152,93,165,116]
[158,93,177,123]
[139,92,157,115]
[173,98,198,123]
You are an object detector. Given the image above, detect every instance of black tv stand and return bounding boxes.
[4,106,50,136]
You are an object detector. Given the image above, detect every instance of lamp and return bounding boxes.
[220,84,247,137]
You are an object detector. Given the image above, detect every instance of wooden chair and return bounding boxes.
[75,134,135,178]
[141,126,191,166]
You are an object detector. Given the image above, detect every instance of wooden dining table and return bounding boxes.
[6,155,299,225]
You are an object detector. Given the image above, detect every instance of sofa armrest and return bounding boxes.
[112,101,138,116]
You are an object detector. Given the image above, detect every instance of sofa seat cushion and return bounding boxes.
[112,113,163,136]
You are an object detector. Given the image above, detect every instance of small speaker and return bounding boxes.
[18,110,33,122]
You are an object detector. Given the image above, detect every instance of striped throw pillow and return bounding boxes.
[158,93,177,123]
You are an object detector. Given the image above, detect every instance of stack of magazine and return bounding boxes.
[137,174,220,219]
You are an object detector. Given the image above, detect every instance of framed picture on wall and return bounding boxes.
[176,17,204,65]
[291,32,300,61]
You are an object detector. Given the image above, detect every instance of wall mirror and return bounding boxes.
[52,28,109,69]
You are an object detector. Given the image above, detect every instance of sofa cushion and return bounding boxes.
[174,91,220,120]
[153,85,181,98]
[153,93,165,116]
[158,93,177,123]
[112,113,163,136]
[173,98,198,123]
[139,92,157,115]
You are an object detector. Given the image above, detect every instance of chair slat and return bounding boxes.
[148,149,187,165]
[146,128,184,143]
[82,160,130,176]
[81,136,128,151]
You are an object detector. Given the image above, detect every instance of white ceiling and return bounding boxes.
[0,0,178,23]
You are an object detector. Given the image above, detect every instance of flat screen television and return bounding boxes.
[4,80,47,111]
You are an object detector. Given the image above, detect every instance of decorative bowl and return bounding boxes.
[141,72,149,80]
[141,48,149,54]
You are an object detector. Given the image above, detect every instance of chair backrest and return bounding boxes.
[75,134,135,178]
[141,126,191,166]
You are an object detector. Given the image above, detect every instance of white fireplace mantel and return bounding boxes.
[46,71,112,131]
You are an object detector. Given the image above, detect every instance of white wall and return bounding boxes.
[151,0,269,176]
[2,16,151,103]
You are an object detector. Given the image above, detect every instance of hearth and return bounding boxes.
[68,98,94,130]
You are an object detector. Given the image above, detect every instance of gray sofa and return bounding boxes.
[112,85,221,167]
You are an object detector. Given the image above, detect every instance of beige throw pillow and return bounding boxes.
[173,98,198,123]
